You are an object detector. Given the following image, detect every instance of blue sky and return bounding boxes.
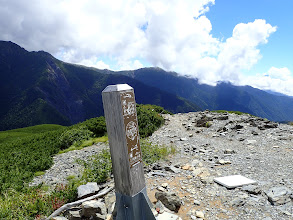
[0,0,292,95]
[208,0,293,76]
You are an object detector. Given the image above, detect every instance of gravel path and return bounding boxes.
[30,142,108,187]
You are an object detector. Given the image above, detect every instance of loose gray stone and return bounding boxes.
[157,211,181,220]
[191,159,203,168]
[161,183,169,188]
[52,217,68,220]
[247,140,257,145]
[231,197,246,207]
[194,200,201,206]
[94,213,106,220]
[104,191,116,214]
[81,200,107,217]
[216,115,229,120]
[164,166,180,173]
[265,186,292,205]
[153,163,164,170]
[217,159,231,165]
[157,186,166,192]
[155,200,166,214]
[242,185,261,195]
[77,182,100,199]
[224,149,236,154]
[232,124,244,130]
[68,210,81,220]
[195,211,205,218]
[155,192,181,212]
[190,215,197,220]
[151,172,168,177]
[196,116,213,127]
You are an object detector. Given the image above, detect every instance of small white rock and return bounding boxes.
[195,211,205,218]
[162,183,169,188]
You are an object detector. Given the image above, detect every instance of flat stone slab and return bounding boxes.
[214,175,257,189]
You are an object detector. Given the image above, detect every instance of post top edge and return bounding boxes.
[102,84,133,93]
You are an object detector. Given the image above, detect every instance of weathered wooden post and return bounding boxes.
[102,84,156,220]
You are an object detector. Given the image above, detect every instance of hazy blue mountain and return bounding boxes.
[0,41,200,130]
[111,67,293,122]
[1,40,292,131]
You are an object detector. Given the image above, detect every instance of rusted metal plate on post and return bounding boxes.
[120,91,142,168]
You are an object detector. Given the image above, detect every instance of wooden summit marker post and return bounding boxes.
[102,84,156,220]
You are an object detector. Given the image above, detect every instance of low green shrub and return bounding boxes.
[140,140,176,165]
[77,117,107,137]
[0,138,175,219]
[77,140,176,184]
[78,149,112,184]
[205,121,212,128]
[137,104,169,138]
[0,183,77,220]
[58,126,93,150]
[0,104,169,219]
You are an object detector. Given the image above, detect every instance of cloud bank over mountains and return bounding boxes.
[0,0,292,95]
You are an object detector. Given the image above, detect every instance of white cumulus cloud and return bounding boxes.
[215,19,277,84]
[241,67,293,96]
[1,0,291,95]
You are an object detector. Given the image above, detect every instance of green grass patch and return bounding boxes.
[34,171,45,177]
[0,124,64,144]
[141,140,176,165]
[58,136,108,154]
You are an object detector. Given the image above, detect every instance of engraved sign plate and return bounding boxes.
[120,91,142,168]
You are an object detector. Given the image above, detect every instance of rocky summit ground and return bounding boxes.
[31,111,293,220]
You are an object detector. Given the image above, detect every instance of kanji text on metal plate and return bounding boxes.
[120,91,142,168]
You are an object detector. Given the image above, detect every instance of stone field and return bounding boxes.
[31,111,293,220]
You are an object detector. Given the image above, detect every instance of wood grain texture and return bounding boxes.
[102,86,145,196]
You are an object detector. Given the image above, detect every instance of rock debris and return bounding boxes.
[31,111,293,219]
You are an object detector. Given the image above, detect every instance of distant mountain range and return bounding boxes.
[0,41,292,130]
[0,41,199,130]
[109,68,293,122]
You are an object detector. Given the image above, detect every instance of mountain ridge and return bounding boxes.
[1,40,293,131]
[108,67,293,122]
[0,41,200,130]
